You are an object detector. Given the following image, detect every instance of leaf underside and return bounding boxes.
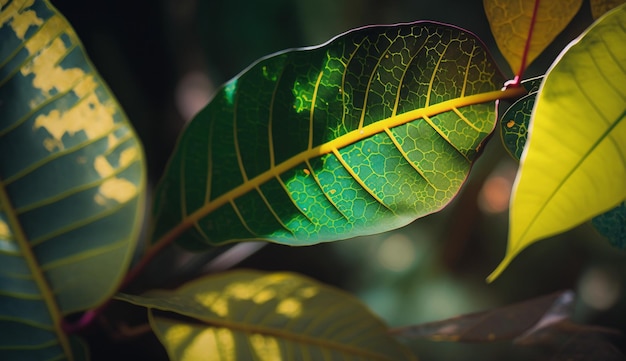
[117,270,416,361]
[152,21,505,250]
[0,0,146,359]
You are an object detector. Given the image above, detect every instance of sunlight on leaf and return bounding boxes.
[500,78,626,251]
[117,270,416,361]
[151,21,525,250]
[483,0,582,76]
[0,0,146,359]
[488,4,626,282]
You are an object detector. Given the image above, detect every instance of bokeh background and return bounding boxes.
[51,0,626,359]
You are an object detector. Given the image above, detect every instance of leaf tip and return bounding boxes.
[486,252,516,283]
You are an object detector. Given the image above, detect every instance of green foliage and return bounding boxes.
[0,0,146,359]
[489,4,626,281]
[118,270,415,361]
[499,75,626,253]
[152,22,507,250]
[1,0,625,360]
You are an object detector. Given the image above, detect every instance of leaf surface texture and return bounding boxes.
[118,270,416,361]
[152,21,507,249]
[0,0,146,359]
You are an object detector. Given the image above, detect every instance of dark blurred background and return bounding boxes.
[50,0,626,359]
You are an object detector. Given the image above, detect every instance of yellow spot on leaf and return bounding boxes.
[0,0,40,40]
[93,148,139,205]
[33,91,116,151]
[17,14,116,152]
[165,326,235,361]
[94,155,115,177]
[162,323,192,351]
[96,178,137,205]
[227,283,257,299]
[303,168,310,175]
[506,120,515,128]
[276,298,301,318]
[330,189,336,195]
[253,289,275,304]
[0,220,10,239]
[119,147,138,167]
[250,334,281,361]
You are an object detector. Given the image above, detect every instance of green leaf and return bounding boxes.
[0,0,146,359]
[591,201,626,249]
[152,21,520,250]
[500,76,543,160]
[488,4,626,282]
[117,270,416,361]
[483,0,583,75]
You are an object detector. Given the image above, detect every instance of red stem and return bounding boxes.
[513,0,541,86]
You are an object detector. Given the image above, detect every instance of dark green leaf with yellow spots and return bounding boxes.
[152,21,518,250]
[0,0,146,359]
[499,76,543,160]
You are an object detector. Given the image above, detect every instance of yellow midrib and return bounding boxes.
[155,86,527,246]
[0,181,73,359]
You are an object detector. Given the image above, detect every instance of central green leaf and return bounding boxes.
[152,22,508,249]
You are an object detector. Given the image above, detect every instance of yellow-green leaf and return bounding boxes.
[0,0,146,359]
[483,0,583,75]
[117,270,416,361]
[488,4,626,282]
[590,0,626,19]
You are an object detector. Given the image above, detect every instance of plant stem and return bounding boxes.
[514,0,541,86]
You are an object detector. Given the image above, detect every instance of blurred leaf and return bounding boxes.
[488,4,626,282]
[151,21,525,250]
[590,0,626,19]
[0,0,146,359]
[500,76,543,160]
[117,270,416,361]
[592,201,626,249]
[514,320,625,361]
[483,0,583,75]
[391,290,573,342]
